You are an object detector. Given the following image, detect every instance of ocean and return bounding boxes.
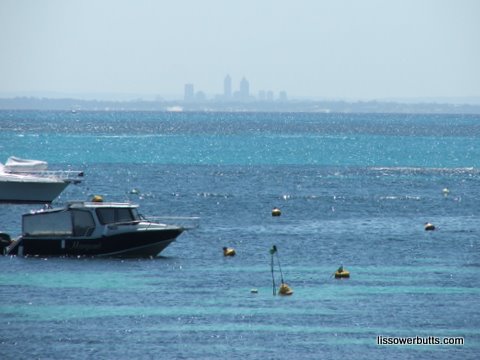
[0,110,479,359]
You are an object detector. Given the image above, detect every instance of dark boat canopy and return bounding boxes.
[23,210,72,237]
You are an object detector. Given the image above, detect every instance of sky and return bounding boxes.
[0,0,479,101]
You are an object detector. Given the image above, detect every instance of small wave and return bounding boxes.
[196,192,233,199]
[167,192,233,199]
[463,263,480,268]
[378,195,421,201]
[92,134,169,139]
[369,166,478,174]
[16,133,41,137]
[271,194,346,201]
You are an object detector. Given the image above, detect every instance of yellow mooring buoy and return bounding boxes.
[424,222,435,231]
[272,207,282,217]
[270,245,293,296]
[223,247,236,257]
[91,195,104,202]
[334,266,350,279]
[278,282,293,296]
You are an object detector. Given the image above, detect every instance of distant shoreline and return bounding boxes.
[1,97,479,114]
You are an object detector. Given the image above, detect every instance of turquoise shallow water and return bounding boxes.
[0,111,479,359]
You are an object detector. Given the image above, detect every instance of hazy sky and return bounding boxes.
[1,0,479,100]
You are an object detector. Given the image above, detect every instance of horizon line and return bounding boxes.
[1,93,480,106]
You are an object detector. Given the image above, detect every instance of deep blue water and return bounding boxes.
[0,111,479,359]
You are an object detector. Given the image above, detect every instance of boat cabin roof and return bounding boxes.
[67,201,139,209]
[25,201,139,217]
[22,201,143,236]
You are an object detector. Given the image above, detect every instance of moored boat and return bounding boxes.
[0,156,84,203]
[3,199,188,258]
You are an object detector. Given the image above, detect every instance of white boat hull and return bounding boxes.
[0,180,69,203]
[1,156,83,203]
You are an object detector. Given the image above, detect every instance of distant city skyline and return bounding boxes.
[184,75,287,102]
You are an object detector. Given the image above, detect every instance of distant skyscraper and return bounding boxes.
[184,83,194,102]
[278,91,288,102]
[224,75,232,99]
[266,90,274,101]
[195,91,206,102]
[239,77,249,100]
[258,90,266,101]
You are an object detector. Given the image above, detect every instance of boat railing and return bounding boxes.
[106,220,142,229]
[6,170,84,182]
[144,216,200,229]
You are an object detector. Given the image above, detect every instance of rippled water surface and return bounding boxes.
[0,111,479,359]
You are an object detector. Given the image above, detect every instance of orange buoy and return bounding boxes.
[223,247,236,256]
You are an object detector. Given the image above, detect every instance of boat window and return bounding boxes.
[71,210,96,237]
[117,208,133,223]
[97,208,115,224]
[131,208,140,220]
[96,208,137,225]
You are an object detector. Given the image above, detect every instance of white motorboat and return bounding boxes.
[3,198,190,258]
[0,156,83,203]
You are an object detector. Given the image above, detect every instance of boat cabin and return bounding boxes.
[22,202,142,238]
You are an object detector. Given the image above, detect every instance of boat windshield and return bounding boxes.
[96,207,140,225]
[71,209,96,237]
